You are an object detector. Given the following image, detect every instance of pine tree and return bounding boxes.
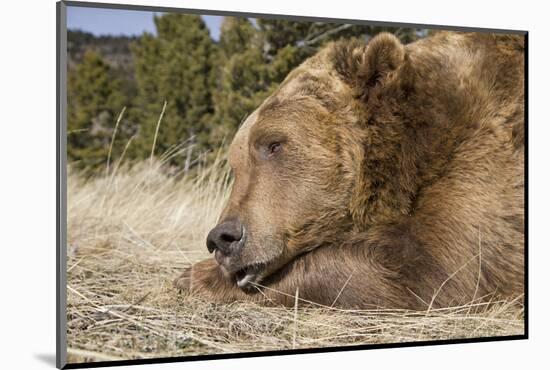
[67,16,425,172]
[131,14,215,168]
[257,19,422,83]
[210,18,423,151]
[218,17,257,57]
[67,49,127,171]
[210,18,271,147]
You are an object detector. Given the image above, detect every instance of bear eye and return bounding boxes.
[268,142,282,157]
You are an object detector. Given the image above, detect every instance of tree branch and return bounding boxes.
[298,24,354,47]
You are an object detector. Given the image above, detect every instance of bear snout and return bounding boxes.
[206,219,245,257]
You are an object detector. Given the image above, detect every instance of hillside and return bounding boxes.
[67,30,137,97]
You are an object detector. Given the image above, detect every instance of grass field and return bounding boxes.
[66,154,524,364]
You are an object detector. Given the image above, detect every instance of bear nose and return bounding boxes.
[206,219,244,255]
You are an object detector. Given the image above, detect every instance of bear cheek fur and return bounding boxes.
[248,32,415,263]
[247,100,360,276]
[214,32,435,284]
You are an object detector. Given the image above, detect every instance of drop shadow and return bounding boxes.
[34,353,57,367]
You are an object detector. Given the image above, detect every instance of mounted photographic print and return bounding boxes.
[56,1,528,368]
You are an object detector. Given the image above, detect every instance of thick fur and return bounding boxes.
[175,31,525,309]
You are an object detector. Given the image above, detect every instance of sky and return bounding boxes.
[67,6,224,40]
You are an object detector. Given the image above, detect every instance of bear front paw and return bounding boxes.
[173,265,193,293]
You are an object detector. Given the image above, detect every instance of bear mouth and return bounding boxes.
[234,263,265,289]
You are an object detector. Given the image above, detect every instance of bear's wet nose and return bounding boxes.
[206,219,244,255]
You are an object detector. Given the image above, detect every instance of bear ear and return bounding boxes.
[331,32,405,99]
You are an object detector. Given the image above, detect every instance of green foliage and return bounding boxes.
[210,18,424,147]
[131,14,215,167]
[210,18,270,146]
[67,50,128,170]
[67,15,426,172]
[218,17,257,57]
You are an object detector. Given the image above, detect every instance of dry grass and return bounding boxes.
[66,154,524,364]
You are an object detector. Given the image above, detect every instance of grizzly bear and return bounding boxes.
[175,31,525,310]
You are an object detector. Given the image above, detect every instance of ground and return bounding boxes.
[66,157,524,364]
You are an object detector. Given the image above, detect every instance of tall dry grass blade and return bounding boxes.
[150,100,167,165]
[470,225,483,314]
[292,287,299,349]
[426,253,481,314]
[105,106,126,177]
[98,135,135,213]
[251,282,349,311]
[331,270,355,308]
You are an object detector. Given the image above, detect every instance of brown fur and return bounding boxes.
[175,31,525,309]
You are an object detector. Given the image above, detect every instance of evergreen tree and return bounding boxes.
[210,18,271,147]
[67,16,427,173]
[218,17,257,57]
[257,19,422,83]
[210,18,423,150]
[131,14,215,168]
[67,49,127,170]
